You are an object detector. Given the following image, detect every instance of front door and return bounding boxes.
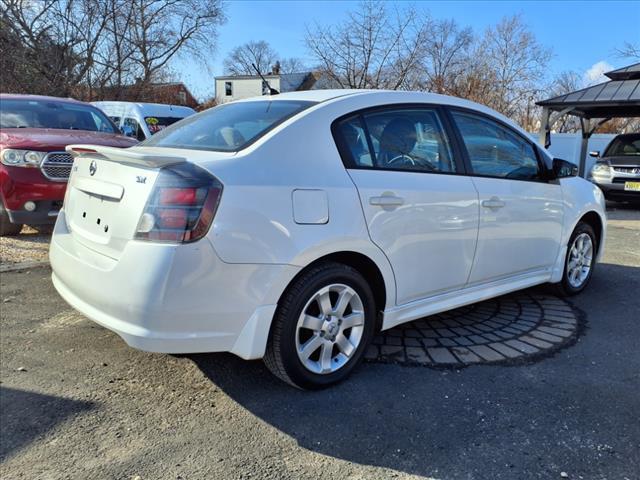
[333,106,479,305]
[449,109,564,285]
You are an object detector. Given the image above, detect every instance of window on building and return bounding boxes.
[225,82,233,96]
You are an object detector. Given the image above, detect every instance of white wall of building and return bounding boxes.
[215,77,280,104]
[538,133,615,174]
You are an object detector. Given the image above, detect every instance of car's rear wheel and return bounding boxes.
[0,207,22,236]
[264,262,376,389]
[552,221,597,296]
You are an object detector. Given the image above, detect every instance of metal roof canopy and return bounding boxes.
[536,62,640,176]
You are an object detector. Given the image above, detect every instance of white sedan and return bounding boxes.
[50,90,606,389]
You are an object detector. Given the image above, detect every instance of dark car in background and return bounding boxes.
[0,94,137,235]
[589,133,640,203]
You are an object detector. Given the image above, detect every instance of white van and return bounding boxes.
[92,101,196,141]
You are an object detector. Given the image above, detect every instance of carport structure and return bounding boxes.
[537,63,640,176]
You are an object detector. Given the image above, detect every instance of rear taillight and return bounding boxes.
[135,163,222,243]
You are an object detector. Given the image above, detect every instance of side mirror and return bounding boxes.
[589,151,600,158]
[552,158,578,179]
[121,125,135,137]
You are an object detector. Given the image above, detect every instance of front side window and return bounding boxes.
[335,108,456,173]
[0,99,117,133]
[452,111,540,180]
[143,100,316,152]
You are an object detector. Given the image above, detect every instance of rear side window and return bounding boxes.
[452,111,540,180]
[144,100,315,152]
[334,108,456,173]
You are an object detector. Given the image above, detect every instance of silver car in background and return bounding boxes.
[589,133,640,203]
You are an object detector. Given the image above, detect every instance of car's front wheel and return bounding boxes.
[264,262,376,389]
[552,221,597,296]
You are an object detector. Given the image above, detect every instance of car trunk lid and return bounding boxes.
[64,145,186,260]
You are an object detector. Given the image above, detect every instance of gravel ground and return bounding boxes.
[0,226,51,266]
[1,207,639,480]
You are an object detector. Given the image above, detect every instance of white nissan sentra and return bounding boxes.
[50,90,606,389]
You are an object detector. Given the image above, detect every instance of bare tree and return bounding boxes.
[420,19,473,94]
[223,40,279,75]
[127,0,225,87]
[279,57,308,74]
[616,41,640,60]
[1,0,109,96]
[1,0,225,99]
[457,15,551,129]
[305,0,428,90]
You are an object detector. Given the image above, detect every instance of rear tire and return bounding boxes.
[264,262,376,389]
[551,221,597,296]
[0,208,22,236]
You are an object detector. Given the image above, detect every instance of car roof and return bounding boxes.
[608,133,640,141]
[240,89,524,133]
[0,93,88,105]
[92,101,195,116]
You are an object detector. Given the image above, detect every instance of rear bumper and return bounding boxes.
[50,211,299,358]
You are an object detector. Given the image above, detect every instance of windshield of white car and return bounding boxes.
[144,116,187,135]
[604,135,640,157]
[0,99,117,133]
[143,100,316,152]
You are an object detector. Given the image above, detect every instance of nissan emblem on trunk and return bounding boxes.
[89,160,97,176]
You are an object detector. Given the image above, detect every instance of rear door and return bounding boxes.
[448,109,564,285]
[334,106,479,306]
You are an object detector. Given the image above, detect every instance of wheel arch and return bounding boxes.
[578,210,605,258]
[278,250,393,331]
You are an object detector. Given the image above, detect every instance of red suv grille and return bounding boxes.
[41,152,74,181]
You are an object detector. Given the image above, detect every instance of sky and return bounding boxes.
[174,0,640,101]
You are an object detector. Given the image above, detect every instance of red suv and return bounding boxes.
[0,94,137,235]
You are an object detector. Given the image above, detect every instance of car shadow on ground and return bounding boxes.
[0,386,94,462]
[189,266,639,478]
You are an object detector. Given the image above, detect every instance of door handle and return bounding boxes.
[481,197,506,209]
[370,194,404,207]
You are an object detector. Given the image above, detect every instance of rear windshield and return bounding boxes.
[604,135,640,157]
[144,116,187,135]
[143,100,316,152]
[0,99,117,133]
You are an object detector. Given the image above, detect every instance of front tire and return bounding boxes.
[264,262,376,389]
[552,221,597,296]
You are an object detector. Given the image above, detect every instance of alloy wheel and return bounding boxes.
[295,284,365,374]
[567,232,593,288]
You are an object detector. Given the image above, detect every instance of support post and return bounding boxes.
[578,117,611,177]
[538,107,550,147]
[578,118,592,178]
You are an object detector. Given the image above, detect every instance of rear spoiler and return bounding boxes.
[66,145,186,168]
